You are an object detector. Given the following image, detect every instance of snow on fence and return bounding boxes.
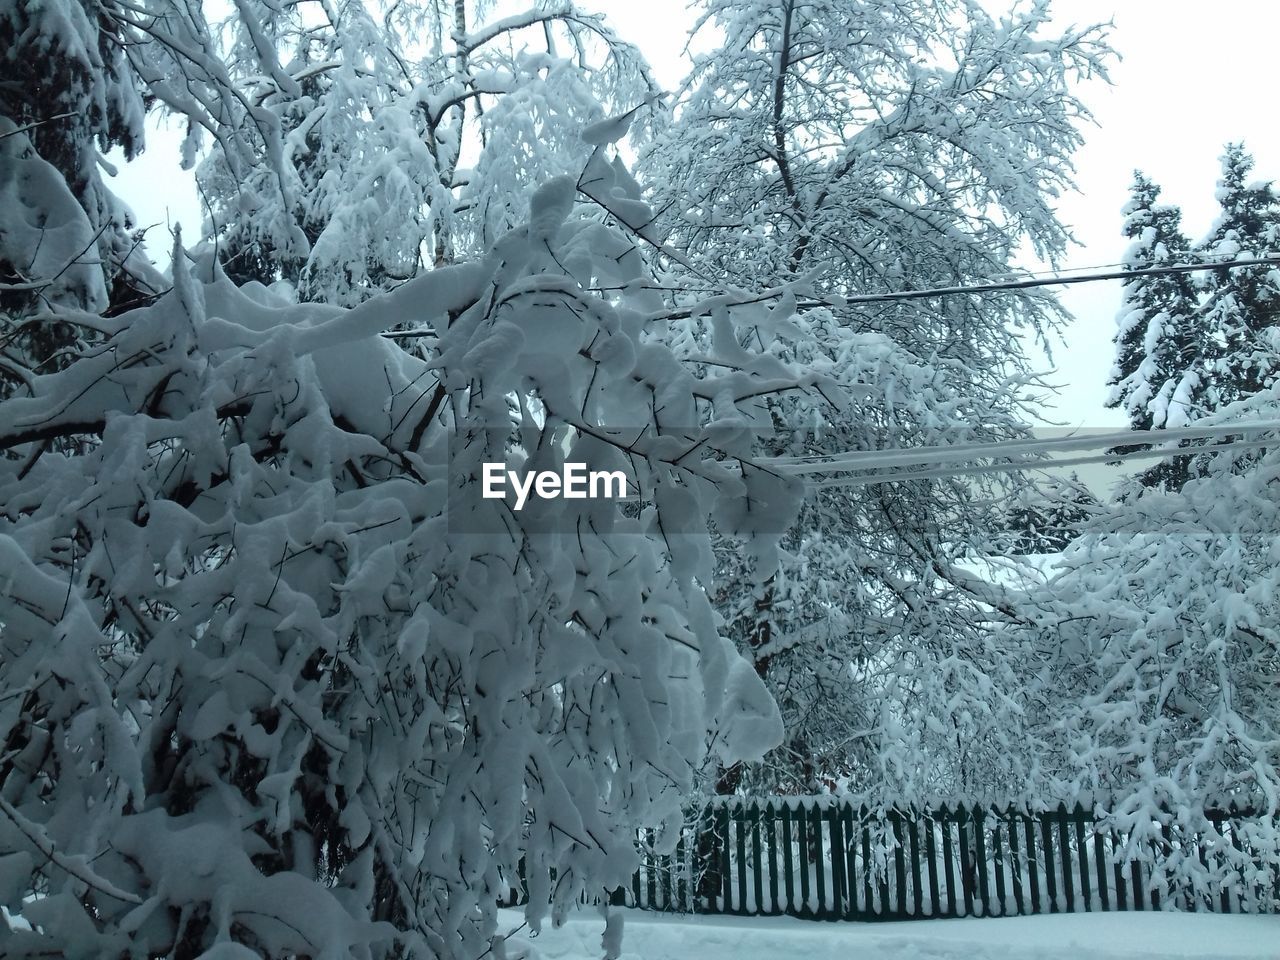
[501,799,1280,921]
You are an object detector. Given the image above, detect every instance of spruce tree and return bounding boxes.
[0,0,163,407]
[1106,172,1200,432]
[0,0,151,310]
[1108,147,1280,491]
[1198,143,1280,409]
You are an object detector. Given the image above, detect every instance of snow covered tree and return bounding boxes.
[1198,143,1280,409]
[1015,386,1280,908]
[0,131,860,953]
[0,0,151,311]
[996,472,1099,556]
[1106,172,1201,433]
[1107,147,1280,491]
[1,0,342,404]
[0,2,867,950]
[638,0,1112,800]
[198,0,656,305]
[0,0,166,406]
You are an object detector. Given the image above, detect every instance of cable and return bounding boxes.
[807,435,1276,489]
[836,255,1280,306]
[983,247,1273,283]
[645,255,1280,320]
[769,419,1280,475]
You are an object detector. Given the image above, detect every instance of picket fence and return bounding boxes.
[504,799,1280,921]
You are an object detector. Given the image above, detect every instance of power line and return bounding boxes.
[377,251,1280,335]
[835,255,1280,306]
[807,435,1277,489]
[647,255,1280,320]
[770,419,1280,475]
[984,247,1276,283]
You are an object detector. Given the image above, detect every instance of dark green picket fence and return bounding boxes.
[503,799,1280,920]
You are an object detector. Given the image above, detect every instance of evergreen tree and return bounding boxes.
[1107,146,1280,491]
[997,473,1099,556]
[0,0,162,406]
[1198,143,1280,409]
[0,0,151,310]
[1105,172,1202,489]
[1106,172,1201,432]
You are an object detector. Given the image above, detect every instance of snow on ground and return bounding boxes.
[497,907,1280,960]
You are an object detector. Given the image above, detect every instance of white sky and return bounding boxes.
[110,0,1280,440]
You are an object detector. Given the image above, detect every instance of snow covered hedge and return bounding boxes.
[0,165,833,956]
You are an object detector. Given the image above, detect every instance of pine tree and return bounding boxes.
[1108,147,1280,491]
[0,0,151,309]
[1198,143,1280,409]
[0,0,162,406]
[1106,172,1201,432]
[998,473,1099,556]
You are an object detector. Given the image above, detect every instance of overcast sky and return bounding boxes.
[111,1,1280,440]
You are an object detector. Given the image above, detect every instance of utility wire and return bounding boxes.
[984,247,1275,282]
[382,254,1280,334]
[644,255,1280,320]
[835,255,1280,306]
[770,419,1280,475]
[807,435,1276,489]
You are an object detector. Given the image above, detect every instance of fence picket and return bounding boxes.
[812,803,828,915]
[925,809,940,917]
[1093,824,1109,912]
[907,814,923,916]
[1007,810,1025,916]
[751,802,764,914]
[941,806,958,917]
[1024,810,1041,914]
[782,802,795,912]
[956,805,974,916]
[973,805,992,917]
[877,812,892,917]
[765,802,779,914]
[1225,815,1245,914]
[991,813,1008,917]
[1113,828,1128,911]
[676,834,688,912]
[862,812,875,916]
[735,804,748,914]
[719,804,732,910]
[890,808,907,916]
[830,804,848,917]
[842,804,858,918]
[1075,808,1095,911]
[1075,805,1092,911]
[797,802,812,914]
[665,846,672,909]
[1057,804,1075,911]
[647,828,658,909]
[1041,812,1059,912]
